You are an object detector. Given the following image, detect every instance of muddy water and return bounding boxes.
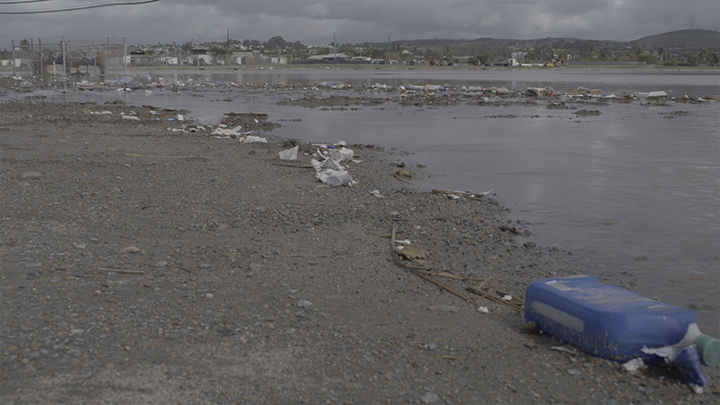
[20,69,720,335]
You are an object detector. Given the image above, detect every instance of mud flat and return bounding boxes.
[1,99,717,404]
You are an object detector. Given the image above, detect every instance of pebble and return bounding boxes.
[420,392,440,403]
[567,368,583,376]
[297,300,313,308]
[21,171,43,179]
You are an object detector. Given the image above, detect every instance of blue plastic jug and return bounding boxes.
[524,275,719,386]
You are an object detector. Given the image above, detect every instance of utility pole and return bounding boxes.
[11,40,16,77]
[61,37,67,89]
[333,32,336,60]
[61,37,66,77]
[93,38,97,77]
[226,30,230,66]
[123,37,128,75]
[387,35,390,66]
[106,37,110,78]
[39,37,44,84]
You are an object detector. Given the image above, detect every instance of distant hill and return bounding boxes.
[371,29,719,64]
[633,29,719,52]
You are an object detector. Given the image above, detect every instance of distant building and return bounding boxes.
[263,54,289,65]
[511,52,527,62]
[128,49,151,66]
[306,53,350,61]
[191,47,213,65]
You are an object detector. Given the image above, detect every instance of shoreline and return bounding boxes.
[1,99,717,403]
[2,63,719,78]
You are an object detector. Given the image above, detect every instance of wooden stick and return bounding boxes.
[467,285,523,311]
[178,266,198,276]
[436,271,485,282]
[272,163,314,169]
[99,268,144,274]
[391,225,475,304]
[393,173,412,183]
[124,153,211,159]
[409,267,476,304]
[282,252,366,258]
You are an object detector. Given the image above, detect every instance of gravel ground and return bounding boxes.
[1,98,718,405]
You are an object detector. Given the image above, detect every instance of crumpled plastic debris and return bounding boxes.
[621,358,646,374]
[211,125,245,137]
[315,169,350,185]
[239,136,267,143]
[330,147,354,163]
[279,146,299,160]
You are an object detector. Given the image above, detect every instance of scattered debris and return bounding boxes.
[431,188,494,201]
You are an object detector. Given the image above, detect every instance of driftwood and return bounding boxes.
[391,224,476,304]
[435,271,485,282]
[467,285,524,311]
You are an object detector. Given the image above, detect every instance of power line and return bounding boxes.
[0,1,53,5]
[0,0,160,14]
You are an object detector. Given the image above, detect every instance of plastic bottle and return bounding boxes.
[524,275,720,387]
[326,175,353,187]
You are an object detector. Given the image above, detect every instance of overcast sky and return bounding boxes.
[1,0,718,50]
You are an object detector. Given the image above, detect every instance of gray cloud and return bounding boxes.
[1,0,718,49]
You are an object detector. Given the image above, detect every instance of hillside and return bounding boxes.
[364,29,719,64]
[633,29,720,52]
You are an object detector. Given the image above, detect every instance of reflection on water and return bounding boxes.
[6,70,720,334]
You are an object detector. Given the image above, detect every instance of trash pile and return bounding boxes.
[278,141,358,187]
[113,75,165,91]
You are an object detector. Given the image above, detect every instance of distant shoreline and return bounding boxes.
[1,64,718,77]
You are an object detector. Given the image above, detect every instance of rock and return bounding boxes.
[567,368,583,376]
[21,171,43,179]
[297,300,313,308]
[420,392,440,403]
